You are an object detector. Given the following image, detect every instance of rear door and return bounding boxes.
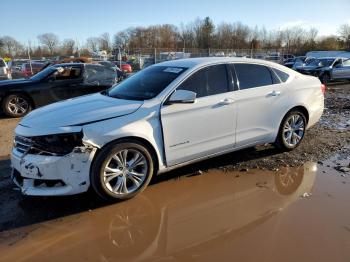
[231,63,289,147]
[161,64,237,166]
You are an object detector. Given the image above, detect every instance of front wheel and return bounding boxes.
[90,141,154,201]
[2,94,32,117]
[320,73,330,84]
[275,110,307,151]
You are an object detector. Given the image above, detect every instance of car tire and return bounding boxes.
[275,110,307,151]
[2,94,32,118]
[90,140,155,201]
[320,73,330,84]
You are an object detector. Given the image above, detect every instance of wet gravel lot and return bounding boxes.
[0,83,349,261]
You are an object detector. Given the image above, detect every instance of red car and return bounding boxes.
[21,62,46,77]
[114,61,132,73]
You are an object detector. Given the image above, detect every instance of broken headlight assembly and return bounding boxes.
[28,132,83,156]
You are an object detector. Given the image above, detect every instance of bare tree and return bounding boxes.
[114,30,131,50]
[99,32,111,52]
[338,23,350,50]
[62,38,75,55]
[86,37,100,53]
[37,33,59,55]
[0,36,24,57]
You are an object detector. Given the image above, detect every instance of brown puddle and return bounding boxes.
[0,162,350,262]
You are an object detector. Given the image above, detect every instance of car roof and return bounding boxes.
[53,63,86,67]
[154,57,296,74]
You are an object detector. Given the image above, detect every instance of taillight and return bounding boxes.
[321,84,326,95]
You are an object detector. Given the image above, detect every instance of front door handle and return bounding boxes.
[218,98,235,105]
[268,90,281,97]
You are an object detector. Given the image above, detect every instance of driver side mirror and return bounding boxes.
[166,90,196,104]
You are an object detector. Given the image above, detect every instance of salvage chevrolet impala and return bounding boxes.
[11,58,325,200]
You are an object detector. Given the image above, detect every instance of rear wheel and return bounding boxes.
[90,141,154,201]
[2,94,31,117]
[275,110,307,151]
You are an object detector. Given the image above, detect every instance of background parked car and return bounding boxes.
[318,58,350,84]
[295,57,348,83]
[283,56,307,69]
[0,63,118,117]
[7,59,29,79]
[0,58,12,80]
[113,61,132,73]
[21,62,47,78]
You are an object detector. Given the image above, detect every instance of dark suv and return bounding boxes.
[0,63,118,117]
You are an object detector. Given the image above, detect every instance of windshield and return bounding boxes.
[308,58,335,67]
[29,66,56,81]
[107,66,188,100]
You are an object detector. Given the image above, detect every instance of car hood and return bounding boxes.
[0,78,32,87]
[20,93,143,128]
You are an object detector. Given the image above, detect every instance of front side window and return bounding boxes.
[234,63,273,90]
[177,64,228,98]
[50,66,82,81]
[108,66,187,100]
[343,59,350,66]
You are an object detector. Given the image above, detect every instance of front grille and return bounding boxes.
[14,135,33,155]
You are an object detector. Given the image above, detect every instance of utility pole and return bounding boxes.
[154,48,157,64]
[118,46,121,69]
[27,40,33,75]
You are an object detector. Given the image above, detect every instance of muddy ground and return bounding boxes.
[0,83,349,261]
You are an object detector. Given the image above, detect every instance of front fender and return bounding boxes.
[82,109,166,171]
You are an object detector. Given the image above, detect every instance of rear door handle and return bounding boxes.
[268,90,281,97]
[218,98,235,105]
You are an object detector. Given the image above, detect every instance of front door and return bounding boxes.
[46,65,84,102]
[332,59,350,80]
[161,64,237,166]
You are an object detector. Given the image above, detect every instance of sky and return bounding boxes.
[2,0,350,45]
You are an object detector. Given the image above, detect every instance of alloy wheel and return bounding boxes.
[282,114,305,147]
[7,96,29,115]
[102,149,148,196]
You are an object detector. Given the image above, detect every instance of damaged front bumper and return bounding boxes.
[11,146,97,196]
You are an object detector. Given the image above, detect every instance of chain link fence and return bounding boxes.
[112,48,293,70]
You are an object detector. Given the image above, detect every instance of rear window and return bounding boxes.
[272,68,289,82]
[0,59,6,67]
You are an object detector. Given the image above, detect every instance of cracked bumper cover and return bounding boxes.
[11,147,97,196]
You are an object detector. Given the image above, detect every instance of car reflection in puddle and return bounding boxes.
[0,163,317,261]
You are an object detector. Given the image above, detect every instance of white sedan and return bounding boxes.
[11,57,325,200]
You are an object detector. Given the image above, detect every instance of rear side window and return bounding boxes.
[272,68,289,82]
[234,64,273,90]
[178,64,228,98]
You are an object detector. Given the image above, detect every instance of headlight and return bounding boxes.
[30,132,83,156]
